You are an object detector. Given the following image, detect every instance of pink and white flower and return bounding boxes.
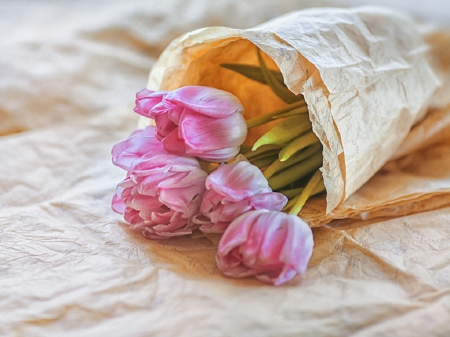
[216,210,314,285]
[111,126,165,171]
[134,86,247,162]
[112,153,207,239]
[195,159,287,233]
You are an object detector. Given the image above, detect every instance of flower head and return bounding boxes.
[195,159,287,233]
[111,126,166,171]
[134,86,247,162]
[112,153,207,239]
[216,210,314,285]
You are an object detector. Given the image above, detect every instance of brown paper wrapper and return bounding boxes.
[140,6,446,226]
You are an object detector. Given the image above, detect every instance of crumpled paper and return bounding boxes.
[142,6,440,216]
[2,1,450,336]
[301,25,450,227]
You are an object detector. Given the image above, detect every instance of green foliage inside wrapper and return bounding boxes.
[172,40,325,214]
[220,48,325,214]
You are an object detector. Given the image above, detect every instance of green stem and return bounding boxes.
[268,150,323,190]
[250,154,278,169]
[279,131,320,162]
[282,179,325,209]
[243,144,282,160]
[288,170,323,215]
[263,142,322,179]
[252,114,311,150]
[272,106,309,120]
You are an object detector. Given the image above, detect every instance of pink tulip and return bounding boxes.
[216,210,314,285]
[112,153,207,239]
[134,86,247,162]
[111,126,166,171]
[195,159,287,233]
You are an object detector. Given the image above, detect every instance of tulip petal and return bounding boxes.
[111,126,165,171]
[249,192,288,212]
[161,129,187,154]
[134,89,166,117]
[279,215,314,277]
[159,182,205,215]
[180,112,247,152]
[155,114,177,139]
[111,193,126,214]
[205,161,272,202]
[217,211,256,256]
[164,86,244,118]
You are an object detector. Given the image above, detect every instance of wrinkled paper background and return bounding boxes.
[1,1,450,336]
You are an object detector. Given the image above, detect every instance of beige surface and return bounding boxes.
[1,1,450,336]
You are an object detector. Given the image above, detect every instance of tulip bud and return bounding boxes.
[216,210,314,285]
[195,159,287,233]
[112,153,207,239]
[134,86,247,162]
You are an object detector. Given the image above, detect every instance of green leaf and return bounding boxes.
[220,63,284,84]
[257,49,300,104]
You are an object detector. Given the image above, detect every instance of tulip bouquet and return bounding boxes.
[111,48,322,285]
[111,7,440,285]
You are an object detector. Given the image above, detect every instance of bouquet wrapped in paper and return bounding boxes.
[112,6,449,284]
[142,6,440,216]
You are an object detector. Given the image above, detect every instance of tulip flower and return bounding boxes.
[111,126,166,171]
[216,210,314,285]
[112,153,207,239]
[195,159,287,233]
[134,86,247,162]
